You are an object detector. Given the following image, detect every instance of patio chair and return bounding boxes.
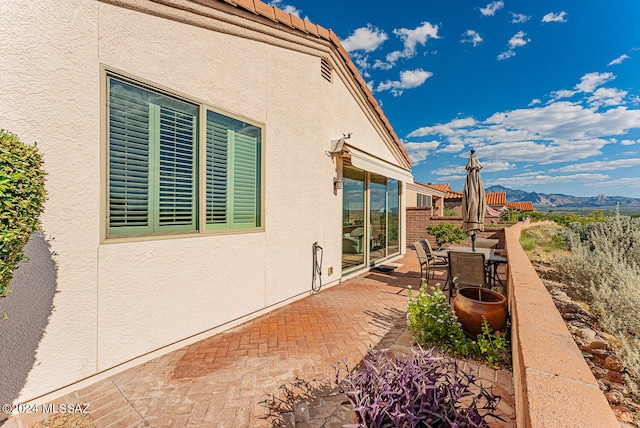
[447,251,487,298]
[413,240,448,283]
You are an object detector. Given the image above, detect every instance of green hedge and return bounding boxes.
[0,130,46,298]
[426,223,468,247]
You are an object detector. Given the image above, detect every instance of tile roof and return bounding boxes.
[486,192,506,206]
[505,201,536,211]
[428,183,453,193]
[210,0,411,167]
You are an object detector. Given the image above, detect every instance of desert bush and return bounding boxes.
[554,213,640,398]
[426,223,468,247]
[0,130,46,299]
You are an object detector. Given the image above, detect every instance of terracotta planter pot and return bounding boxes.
[453,287,507,336]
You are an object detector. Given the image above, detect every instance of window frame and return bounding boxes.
[101,67,265,243]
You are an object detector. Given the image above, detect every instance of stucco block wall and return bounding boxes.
[505,221,618,427]
[406,209,504,249]
[0,0,409,403]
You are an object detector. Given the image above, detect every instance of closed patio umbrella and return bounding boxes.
[462,149,486,251]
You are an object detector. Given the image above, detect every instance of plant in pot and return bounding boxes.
[335,347,502,427]
[453,287,507,337]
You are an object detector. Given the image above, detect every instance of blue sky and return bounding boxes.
[268,0,640,197]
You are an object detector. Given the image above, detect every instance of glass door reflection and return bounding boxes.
[342,166,365,270]
[369,173,387,263]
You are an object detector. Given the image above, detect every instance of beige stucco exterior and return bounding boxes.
[406,182,444,216]
[0,0,411,403]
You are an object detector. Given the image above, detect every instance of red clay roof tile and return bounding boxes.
[506,201,535,211]
[486,192,506,206]
[273,7,292,27]
[254,1,276,20]
[304,20,319,37]
[290,14,307,32]
[429,183,453,193]
[232,0,255,13]
[316,24,330,40]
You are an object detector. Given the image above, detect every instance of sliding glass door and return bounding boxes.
[342,166,401,272]
[370,174,387,263]
[342,166,365,270]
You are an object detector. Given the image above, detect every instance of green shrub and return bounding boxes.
[554,213,640,399]
[407,281,475,356]
[443,208,458,217]
[426,223,468,247]
[0,130,46,298]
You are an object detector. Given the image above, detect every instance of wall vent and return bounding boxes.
[321,59,332,82]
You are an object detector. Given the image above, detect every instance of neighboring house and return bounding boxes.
[406,181,445,216]
[506,201,536,212]
[0,0,412,404]
[486,191,506,211]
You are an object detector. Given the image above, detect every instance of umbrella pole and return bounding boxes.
[471,233,476,252]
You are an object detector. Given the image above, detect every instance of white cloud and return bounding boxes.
[461,30,483,47]
[497,50,515,61]
[542,11,568,23]
[341,25,388,53]
[576,72,615,93]
[408,100,640,165]
[482,160,516,172]
[377,69,433,96]
[497,31,530,60]
[549,89,577,101]
[588,87,628,108]
[479,1,504,16]
[621,139,639,146]
[408,117,477,138]
[372,59,393,70]
[585,176,640,189]
[608,54,630,66]
[403,141,440,165]
[551,158,640,173]
[388,22,440,66]
[547,72,618,104]
[369,22,439,70]
[508,31,530,49]
[433,165,465,176]
[529,99,542,106]
[510,13,531,24]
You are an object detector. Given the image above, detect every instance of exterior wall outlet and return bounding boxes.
[328,267,333,276]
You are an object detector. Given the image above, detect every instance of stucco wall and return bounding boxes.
[0,0,409,402]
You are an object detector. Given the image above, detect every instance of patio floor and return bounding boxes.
[4,251,514,428]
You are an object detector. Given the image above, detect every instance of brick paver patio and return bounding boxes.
[3,251,514,427]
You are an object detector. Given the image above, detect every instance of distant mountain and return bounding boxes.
[485,185,640,209]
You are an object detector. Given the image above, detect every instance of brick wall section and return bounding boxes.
[505,220,618,427]
[406,208,506,249]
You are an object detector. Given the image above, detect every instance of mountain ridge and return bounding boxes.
[485,185,640,208]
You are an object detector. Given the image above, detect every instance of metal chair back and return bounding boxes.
[448,251,486,296]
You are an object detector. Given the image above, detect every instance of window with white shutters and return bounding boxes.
[106,73,262,238]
